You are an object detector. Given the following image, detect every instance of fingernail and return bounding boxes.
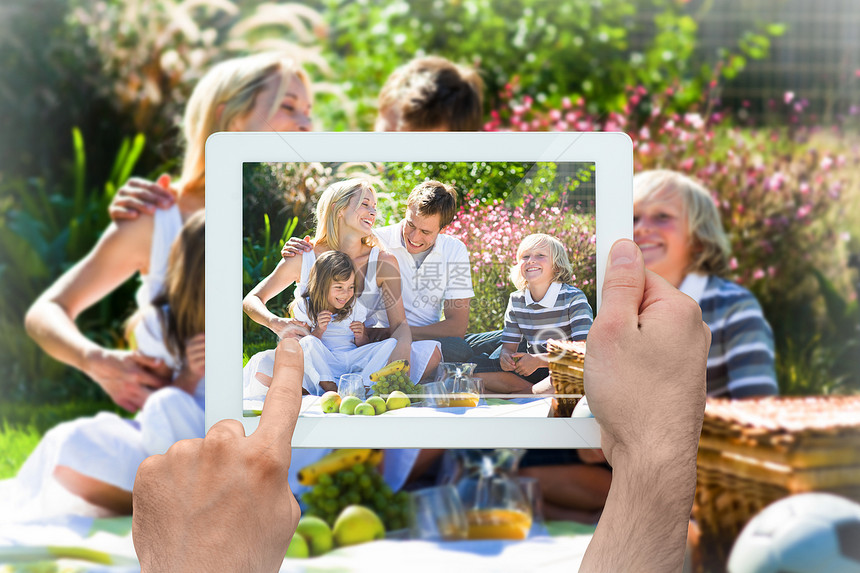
[611,240,638,266]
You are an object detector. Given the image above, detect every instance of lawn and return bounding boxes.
[0,400,130,480]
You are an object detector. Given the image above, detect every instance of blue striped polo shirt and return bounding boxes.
[501,282,593,353]
[681,273,779,399]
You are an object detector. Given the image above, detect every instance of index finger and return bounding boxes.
[254,338,304,459]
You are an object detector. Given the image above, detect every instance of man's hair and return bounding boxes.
[407,180,458,229]
[378,56,484,131]
[633,169,732,278]
[509,234,574,291]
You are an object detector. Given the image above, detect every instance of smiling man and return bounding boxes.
[369,181,474,348]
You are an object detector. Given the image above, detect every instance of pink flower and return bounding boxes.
[784,91,794,104]
[753,269,765,280]
[562,97,572,109]
[796,204,812,219]
[820,156,834,170]
[729,257,738,271]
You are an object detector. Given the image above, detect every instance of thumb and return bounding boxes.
[597,239,645,332]
[156,173,171,188]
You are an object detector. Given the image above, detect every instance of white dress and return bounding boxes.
[0,206,202,521]
[243,247,442,397]
[243,247,428,494]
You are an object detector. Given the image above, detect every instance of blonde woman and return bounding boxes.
[243,178,442,396]
[477,233,593,394]
[242,178,440,496]
[633,169,778,398]
[25,52,313,414]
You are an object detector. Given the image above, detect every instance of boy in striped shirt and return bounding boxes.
[479,233,593,394]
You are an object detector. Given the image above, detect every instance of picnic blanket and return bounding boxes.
[0,517,595,572]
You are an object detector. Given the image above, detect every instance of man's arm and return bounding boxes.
[410,297,470,340]
[579,239,710,573]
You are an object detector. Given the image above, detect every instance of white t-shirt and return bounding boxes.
[371,222,475,328]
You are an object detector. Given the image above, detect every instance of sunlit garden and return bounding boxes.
[1,0,859,570]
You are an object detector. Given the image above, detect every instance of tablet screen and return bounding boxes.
[242,160,596,420]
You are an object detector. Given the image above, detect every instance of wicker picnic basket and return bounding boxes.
[546,339,586,417]
[693,396,860,570]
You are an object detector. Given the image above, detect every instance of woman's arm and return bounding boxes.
[242,256,304,338]
[24,217,170,412]
[376,252,412,364]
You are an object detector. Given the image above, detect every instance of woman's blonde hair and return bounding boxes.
[509,233,574,291]
[293,250,357,326]
[633,169,731,277]
[313,179,378,250]
[180,52,312,197]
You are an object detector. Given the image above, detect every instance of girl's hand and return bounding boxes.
[500,350,517,372]
[185,333,205,379]
[109,174,176,221]
[85,348,171,412]
[512,352,544,377]
[350,321,368,346]
[313,311,333,337]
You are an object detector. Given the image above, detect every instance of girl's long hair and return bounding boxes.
[153,211,206,362]
[297,250,357,326]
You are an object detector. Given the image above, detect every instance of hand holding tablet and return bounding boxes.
[206,132,634,448]
[133,338,304,573]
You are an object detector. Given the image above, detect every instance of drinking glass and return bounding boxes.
[517,476,546,535]
[419,381,449,408]
[337,373,365,399]
[448,376,483,408]
[408,485,469,541]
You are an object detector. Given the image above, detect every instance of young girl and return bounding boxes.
[479,233,593,394]
[3,213,206,518]
[244,250,398,395]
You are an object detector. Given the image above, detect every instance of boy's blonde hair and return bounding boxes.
[509,234,574,291]
[313,178,378,250]
[180,52,312,197]
[377,56,484,132]
[633,169,731,278]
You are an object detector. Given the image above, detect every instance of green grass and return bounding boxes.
[0,422,41,479]
[0,400,130,479]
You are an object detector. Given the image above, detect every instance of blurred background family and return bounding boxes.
[1,2,858,570]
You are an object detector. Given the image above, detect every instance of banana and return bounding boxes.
[298,449,373,486]
[369,359,409,382]
[366,449,383,468]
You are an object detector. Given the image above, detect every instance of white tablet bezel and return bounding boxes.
[206,132,632,448]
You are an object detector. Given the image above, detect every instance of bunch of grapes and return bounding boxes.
[301,462,411,530]
[370,371,420,399]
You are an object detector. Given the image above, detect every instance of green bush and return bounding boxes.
[0,129,154,405]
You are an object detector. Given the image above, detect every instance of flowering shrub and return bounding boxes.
[444,196,596,333]
[484,82,860,394]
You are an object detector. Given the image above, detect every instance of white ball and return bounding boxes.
[728,493,860,573]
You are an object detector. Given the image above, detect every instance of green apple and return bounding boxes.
[385,390,410,411]
[332,505,385,547]
[285,531,309,558]
[354,403,375,416]
[339,395,362,415]
[320,391,342,414]
[295,515,333,556]
[366,396,386,415]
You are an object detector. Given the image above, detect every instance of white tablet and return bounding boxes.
[206,132,632,448]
